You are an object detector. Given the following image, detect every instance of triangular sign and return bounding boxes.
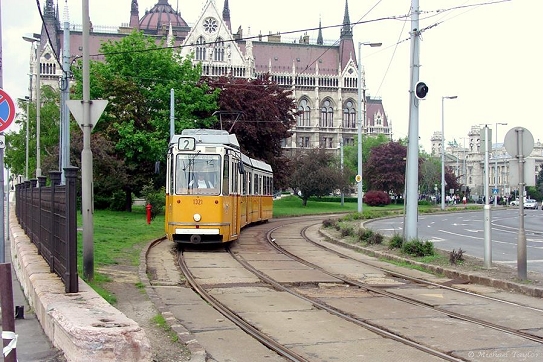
[66,100,109,130]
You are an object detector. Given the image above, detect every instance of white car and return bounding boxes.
[524,199,538,209]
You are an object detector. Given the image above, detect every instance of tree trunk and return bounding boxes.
[124,188,132,212]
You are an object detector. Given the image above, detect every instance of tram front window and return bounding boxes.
[175,154,220,195]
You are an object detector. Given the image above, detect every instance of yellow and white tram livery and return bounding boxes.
[165,129,273,244]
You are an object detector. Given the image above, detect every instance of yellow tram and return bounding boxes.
[165,129,273,244]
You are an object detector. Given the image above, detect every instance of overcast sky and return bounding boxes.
[2,0,542,153]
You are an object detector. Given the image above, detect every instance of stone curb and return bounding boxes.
[9,210,152,362]
[319,229,543,298]
[139,239,208,362]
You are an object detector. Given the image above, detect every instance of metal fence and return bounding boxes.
[15,167,79,293]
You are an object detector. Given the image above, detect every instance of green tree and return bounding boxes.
[71,30,219,210]
[420,157,441,196]
[289,148,348,206]
[208,75,297,189]
[343,133,389,186]
[5,85,61,179]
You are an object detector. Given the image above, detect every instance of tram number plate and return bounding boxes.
[178,137,196,150]
[193,199,203,205]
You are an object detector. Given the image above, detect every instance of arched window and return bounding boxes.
[297,99,310,127]
[320,99,333,128]
[214,37,225,62]
[342,100,356,128]
[196,37,206,61]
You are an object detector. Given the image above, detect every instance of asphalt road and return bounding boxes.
[365,207,543,274]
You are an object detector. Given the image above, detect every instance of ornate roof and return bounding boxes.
[139,0,188,33]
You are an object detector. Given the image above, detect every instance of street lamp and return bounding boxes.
[357,41,382,213]
[23,35,41,178]
[494,122,507,206]
[441,95,457,210]
[18,96,31,180]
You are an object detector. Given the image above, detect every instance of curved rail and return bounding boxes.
[176,248,310,362]
[266,223,543,345]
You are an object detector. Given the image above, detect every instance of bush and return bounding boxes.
[449,248,464,265]
[357,228,372,242]
[322,218,339,229]
[388,233,404,249]
[109,191,127,211]
[366,232,384,245]
[141,182,165,220]
[363,190,391,206]
[340,225,355,237]
[401,239,435,257]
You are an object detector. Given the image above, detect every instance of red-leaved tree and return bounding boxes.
[208,75,298,188]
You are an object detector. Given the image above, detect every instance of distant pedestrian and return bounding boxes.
[462,196,467,205]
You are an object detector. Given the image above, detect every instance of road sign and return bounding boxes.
[355,174,362,183]
[0,89,16,132]
[66,99,109,129]
[492,188,498,195]
[504,127,534,157]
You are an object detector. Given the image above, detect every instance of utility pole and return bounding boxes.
[404,0,422,240]
[60,4,71,184]
[67,0,107,281]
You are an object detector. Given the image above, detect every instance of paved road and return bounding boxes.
[365,208,543,274]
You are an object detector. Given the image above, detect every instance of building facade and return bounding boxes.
[431,126,543,200]
[29,0,392,154]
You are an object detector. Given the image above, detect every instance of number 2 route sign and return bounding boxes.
[0,89,16,132]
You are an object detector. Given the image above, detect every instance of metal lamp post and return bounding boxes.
[17,96,30,180]
[493,122,507,206]
[357,41,382,213]
[441,95,457,210]
[23,35,41,178]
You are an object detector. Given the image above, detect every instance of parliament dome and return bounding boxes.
[139,0,188,33]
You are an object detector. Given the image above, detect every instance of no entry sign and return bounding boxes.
[0,89,16,132]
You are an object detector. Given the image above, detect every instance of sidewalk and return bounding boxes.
[3,231,65,361]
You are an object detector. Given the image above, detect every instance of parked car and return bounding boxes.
[525,199,538,209]
[510,199,519,206]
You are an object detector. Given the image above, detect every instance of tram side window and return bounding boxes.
[242,167,247,195]
[168,154,174,195]
[248,172,252,195]
[231,159,239,194]
[264,175,270,195]
[254,174,260,195]
[223,156,229,196]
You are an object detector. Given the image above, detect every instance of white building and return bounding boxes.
[431,125,543,200]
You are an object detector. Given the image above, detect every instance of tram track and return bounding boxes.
[169,216,543,361]
[270,223,543,344]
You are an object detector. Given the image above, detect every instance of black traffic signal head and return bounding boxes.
[415,81,429,99]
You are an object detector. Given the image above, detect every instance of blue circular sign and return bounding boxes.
[0,89,16,132]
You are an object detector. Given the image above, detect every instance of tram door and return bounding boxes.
[229,157,238,238]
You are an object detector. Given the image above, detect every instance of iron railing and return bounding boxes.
[15,167,79,293]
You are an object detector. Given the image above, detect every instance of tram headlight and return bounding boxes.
[193,213,201,222]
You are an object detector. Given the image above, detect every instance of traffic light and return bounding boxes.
[415,81,428,99]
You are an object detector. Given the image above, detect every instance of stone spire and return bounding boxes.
[41,0,61,56]
[340,0,352,38]
[317,17,323,45]
[129,0,139,29]
[44,0,55,17]
[338,0,355,71]
[223,0,232,33]
[166,22,174,46]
